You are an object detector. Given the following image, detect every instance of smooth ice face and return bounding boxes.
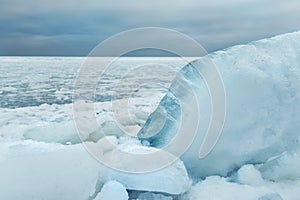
[94,181,128,200]
[0,138,191,199]
[96,138,192,195]
[138,31,300,177]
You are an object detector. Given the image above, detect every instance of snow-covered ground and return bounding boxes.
[1,31,300,199]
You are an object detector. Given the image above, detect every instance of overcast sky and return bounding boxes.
[1,0,300,56]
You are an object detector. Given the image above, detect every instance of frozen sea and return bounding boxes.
[0,56,189,142]
[0,56,192,199]
[1,31,300,200]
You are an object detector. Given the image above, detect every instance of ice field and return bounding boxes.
[1,31,300,199]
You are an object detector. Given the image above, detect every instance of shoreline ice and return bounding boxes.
[1,31,300,199]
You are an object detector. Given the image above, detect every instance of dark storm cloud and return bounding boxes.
[1,0,300,56]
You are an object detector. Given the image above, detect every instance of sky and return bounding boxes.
[1,0,300,56]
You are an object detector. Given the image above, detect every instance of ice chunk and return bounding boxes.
[263,179,300,200]
[24,120,80,144]
[97,138,191,195]
[259,151,300,181]
[0,141,101,200]
[0,138,191,199]
[94,181,128,200]
[185,174,300,200]
[237,164,264,186]
[186,176,274,200]
[138,31,300,177]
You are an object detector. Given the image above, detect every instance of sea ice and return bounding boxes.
[1,32,300,199]
[138,31,300,178]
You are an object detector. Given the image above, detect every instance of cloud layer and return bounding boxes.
[1,0,300,56]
